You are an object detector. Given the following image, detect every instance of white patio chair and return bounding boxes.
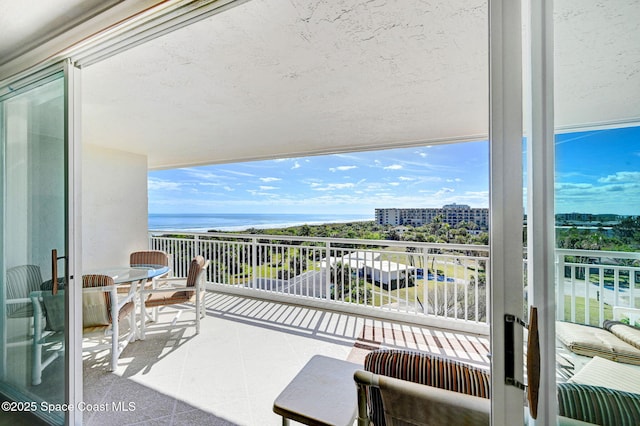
[138,255,209,339]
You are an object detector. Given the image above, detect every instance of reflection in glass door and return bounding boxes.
[553,0,640,424]
[0,71,67,424]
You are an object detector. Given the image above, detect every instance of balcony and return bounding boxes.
[79,232,639,425]
[83,291,490,425]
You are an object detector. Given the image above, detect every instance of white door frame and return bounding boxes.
[526,0,557,424]
[0,60,82,425]
[64,59,83,426]
[489,0,526,424]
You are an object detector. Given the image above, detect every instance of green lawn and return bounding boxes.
[563,295,613,326]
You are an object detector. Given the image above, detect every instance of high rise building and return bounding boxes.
[375,204,489,229]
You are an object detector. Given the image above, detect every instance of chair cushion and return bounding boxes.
[6,265,43,317]
[127,250,170,294]
[186,256,204,287]
[40,278,67,330]
[82,274,115,327]
[568,356,640,394]
[377,374,490,426]
[557,321,640,365]
[42,291,66,332]
[144,290,195,308]
[8,304,34,319]
[364,349,490,426]
[557,382,640,426]
[604,320,640,351]
[130,250,169,267]
[82,292,111,327]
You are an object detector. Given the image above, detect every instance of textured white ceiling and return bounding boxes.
[554,0,640,130]
[83,0,489,169]
[79,0,639,170]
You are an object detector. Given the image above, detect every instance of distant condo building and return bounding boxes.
[375,204,489,229]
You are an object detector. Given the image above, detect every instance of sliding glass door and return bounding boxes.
[553,0,640,424]
[0,65,77,425]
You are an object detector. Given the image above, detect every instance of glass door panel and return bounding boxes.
[554,0,640,424]
[1,72,67,424]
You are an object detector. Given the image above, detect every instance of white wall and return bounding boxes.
[82,144,148,270]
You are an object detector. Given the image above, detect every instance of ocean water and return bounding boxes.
[148,213,373,232]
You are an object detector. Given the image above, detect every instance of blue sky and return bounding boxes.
[555,126,640,215]
[149,141,489,216]
[149,126,639,216]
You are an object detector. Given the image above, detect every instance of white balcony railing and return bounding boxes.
[149,232,490,334]
[148,231,640,333]
[556,248,640,327]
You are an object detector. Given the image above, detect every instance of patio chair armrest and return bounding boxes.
[6,297,32,305]
[29,291,47,312]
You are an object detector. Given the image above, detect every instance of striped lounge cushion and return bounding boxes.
[557,382,640,426]
[364,349,490,426]
[568,356,640,395]
[605,321,640,351]
[557,321,640,365]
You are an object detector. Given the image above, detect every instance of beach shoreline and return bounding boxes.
[148,213,374,233]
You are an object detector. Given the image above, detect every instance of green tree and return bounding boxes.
[614,216,640,246]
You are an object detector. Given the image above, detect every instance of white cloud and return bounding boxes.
[260,177,281,182]
[259,186,278,190]
[247,189,278,197]
[181,168,221,180]
[222,169,256,177]
[388,182,400,186]
[464,191,489,198]
[598,171,640,183]
[148,178,182,191]
[302,177,323,185]
[223,186,234,192]
[555,182,593,190]
[384,164,403,170]
[292,161,301,169]
[398,176,414,181]
[312,183,355,191]
[434,187,455,197]
[446,178,463,183]
[556,178,640,215]
[330,165,358,172]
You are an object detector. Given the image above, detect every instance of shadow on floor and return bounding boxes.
[84,357,237,426]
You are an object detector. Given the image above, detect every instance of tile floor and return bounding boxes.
[83,292,490,426]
